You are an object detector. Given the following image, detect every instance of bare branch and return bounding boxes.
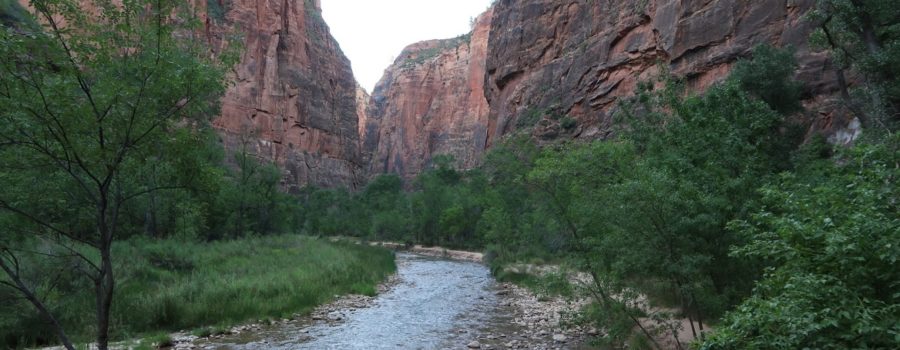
[0,249,76,350]
[0,198,96,247]
[121,185,188,204]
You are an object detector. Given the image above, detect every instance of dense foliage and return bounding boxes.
[1,0,897,348]
[295,43,898,348]
[702,135,899,349]
[0,1,310,349]
[810,0,900,130]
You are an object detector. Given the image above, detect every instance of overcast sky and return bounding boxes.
[320,0,493,93]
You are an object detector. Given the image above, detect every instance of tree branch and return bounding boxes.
[0,249,76,350]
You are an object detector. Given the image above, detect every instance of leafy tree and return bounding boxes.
[623,80,794,292]
[478,134,542,259]
[702,135,899,349]
[363,174,404,202]
[209,127,298,239]
[525,140,673,348]
[363,174,410,241]
[297,185,367,238]
[119,127,227,240]
[409,155,461,245]
[564,49,808,346]
[0,1,228,349]
[298,186,334,235]
[730,45,805,115]
[810,0,900,130]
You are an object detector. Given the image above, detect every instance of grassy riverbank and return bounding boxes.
[0,235,396,348]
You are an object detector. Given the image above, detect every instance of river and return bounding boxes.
[199,253,522,349]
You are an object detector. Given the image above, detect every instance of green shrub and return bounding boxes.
[400,34,470,68]
[560,116,577,130]
[701,135,900,349]
[206,0,231,22]
[729,45,804,115]
[496,270,574,299]
[516,108,545,128]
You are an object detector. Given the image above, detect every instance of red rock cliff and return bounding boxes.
[364,9,494,180]
[484,0,845,144]
[10,0,366,189]
[204,0,364,190]
[366,0,849,181]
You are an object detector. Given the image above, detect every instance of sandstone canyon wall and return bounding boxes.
[204,0,365,191]
[7,0,854,186]
[363,10,494,180]
[7,0,367,189]
[483,0,844,144]
[365,0,850,181]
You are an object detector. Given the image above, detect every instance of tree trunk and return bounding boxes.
[587,270,664,350]
[690,291,705,338]
[95,192,116,350]
[95,249,114,350]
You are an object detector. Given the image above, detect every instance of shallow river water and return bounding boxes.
[202,253,517,349]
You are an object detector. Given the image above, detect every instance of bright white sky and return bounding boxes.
[321,0,494,93]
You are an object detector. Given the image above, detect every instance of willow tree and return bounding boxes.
[0,1,229,349]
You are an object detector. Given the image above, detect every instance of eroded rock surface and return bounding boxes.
[364,10,494,180]
[483,0,844,144]
[365,0,852,182]
[204,0,364,190]
[13,0,855,186]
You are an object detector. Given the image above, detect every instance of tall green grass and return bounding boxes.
[0,235,396,348]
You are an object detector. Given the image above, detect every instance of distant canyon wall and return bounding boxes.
[364,0,849,181]
[363,9,494,180]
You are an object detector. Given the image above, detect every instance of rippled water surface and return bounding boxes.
[203,253,511,349]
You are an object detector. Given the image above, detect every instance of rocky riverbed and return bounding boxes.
[462,281,596,350]
[168,253,597,350]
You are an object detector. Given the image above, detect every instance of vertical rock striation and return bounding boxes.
[204,0,364,190]
[363,9,494,181]
[356,83,371,149]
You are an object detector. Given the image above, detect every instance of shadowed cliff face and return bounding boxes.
[483,0,847,145]
[363,10,494,181]
[204,0,364,191]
